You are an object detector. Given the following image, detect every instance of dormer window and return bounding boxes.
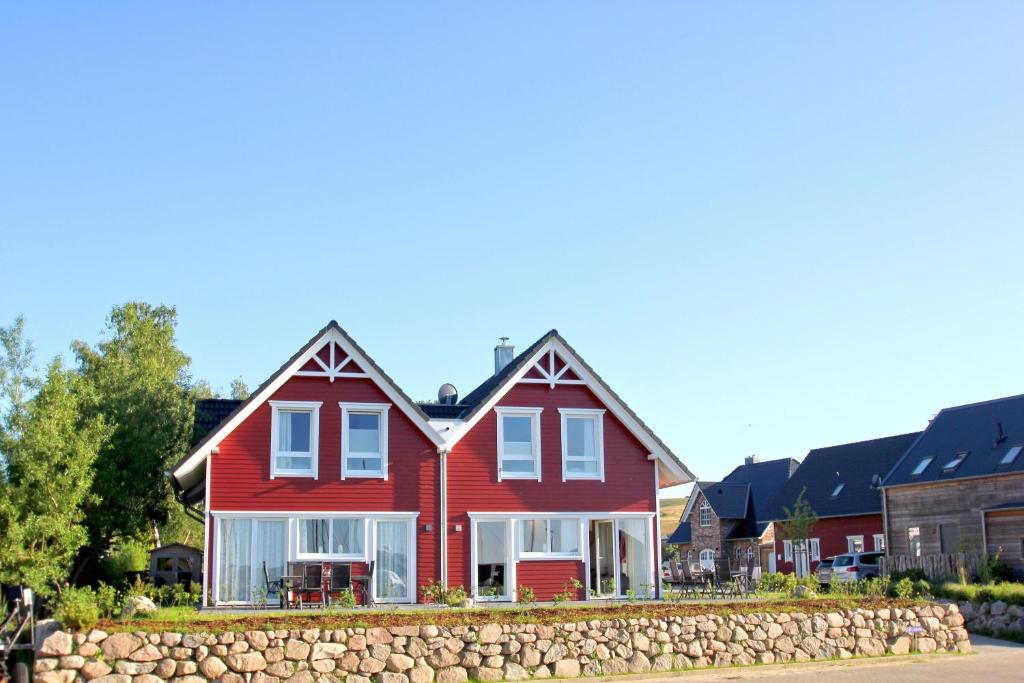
[831,483,845,497]
[496,407,543,481]
[270,400,322,478]
[942,451,969,472]
[559,408,605,481]
[1000,445,1022,466]
[910,456,933,476]
[699,500,711,527]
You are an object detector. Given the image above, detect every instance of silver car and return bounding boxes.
[830,552,883,582]
[816,556,835,587]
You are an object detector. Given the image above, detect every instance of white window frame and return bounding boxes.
[873,534,885,552]
[908,526,921,557]
[294,515,369,562]
[270,400,322,479]
[698,500,712,527]
[340,402,390,479]
[746,546,754,565]
[783,540,793,562]
[809,538,821,561]
[517,516,585,560]
[558,408,605,482]
[847,535,865,553]
[496,407,543,481]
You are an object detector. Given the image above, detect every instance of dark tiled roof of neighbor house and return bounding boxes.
[723,458,800,522]
[883,393,1024,488]
[417,403,471,419]
[667,521,691,544]
[766,432,921,521]
[192,399,243,445]
[697,481,750,520]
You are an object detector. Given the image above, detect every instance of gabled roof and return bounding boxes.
[170,321,446,500]
[766,432,920,521]
[667,521,691,545]
[695,481,750,519]
[882,393,1024,488]
[193,399,243,445]
[722,458,800,523]
[443,330,695,487]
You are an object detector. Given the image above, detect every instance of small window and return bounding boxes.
[910,456,933,476]
[559,409,605,481]
[783,540,793,562]
[699,500,712,527]
[1000,445,1022,466]
[686,549,695,568]
[270,401,321,478]
[847,535,864,553]
[831,483,845,497]
[156,557,174,572]
[299,518,365,558]
[496,408,542,480]
[519,518,580,557]
[341,403,390,478]
[746,546,754,565]
[908,527,921,557]
[873,534,885,552]
[942,451,969,472]
[809,538,821,561]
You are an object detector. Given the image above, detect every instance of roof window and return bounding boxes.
[1000,445,1022,466]
[910,456,933,476]
[831,483,845,497]
[942,451,969,472]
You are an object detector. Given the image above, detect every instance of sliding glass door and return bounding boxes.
[374,520,410,602]
[217,517,286,604]
[618,518,652,598]
[475,520,509,600]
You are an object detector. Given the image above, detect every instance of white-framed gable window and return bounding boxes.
[297,517,367,560]
[698,500,712,527]
[496,407,542,481]
[559,408,605,481]
[340,402,390,478]
[270,400,321,478]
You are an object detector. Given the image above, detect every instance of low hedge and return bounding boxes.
[931,581,1024,607]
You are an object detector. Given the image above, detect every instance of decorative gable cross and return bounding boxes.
[518,349,586,389]
[295,339,369,382]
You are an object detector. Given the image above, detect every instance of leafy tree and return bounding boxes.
[73,303,194,559]
[0,316,39,458]
[230,376,249,400]
[777,487,819,576]
[0,350,109,595]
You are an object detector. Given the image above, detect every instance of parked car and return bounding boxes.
[661,561,681,584]
[829,552,883,582]
[816,556,835,587]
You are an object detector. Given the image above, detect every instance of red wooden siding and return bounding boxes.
[208,375,440,590]
[447,382,657,592]
[773,514,883,574]
[516,560,585,601]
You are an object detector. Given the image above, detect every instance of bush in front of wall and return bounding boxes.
[55,586,100,631]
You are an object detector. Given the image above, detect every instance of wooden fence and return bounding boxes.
[879,552,985,581]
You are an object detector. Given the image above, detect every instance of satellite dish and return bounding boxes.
[438,383,459,405]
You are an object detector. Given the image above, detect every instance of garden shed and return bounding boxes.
[149,543,202,586]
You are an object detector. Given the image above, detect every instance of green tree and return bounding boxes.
[230,376,249,400]
[73,303,194,560]
[0,350,109,595]
[777,487,818,576]
[0,316,39,456]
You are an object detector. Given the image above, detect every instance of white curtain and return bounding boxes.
[219,518,252,602]
[618,519,650,597]
[254,520,286,598]
[375,520,409,600]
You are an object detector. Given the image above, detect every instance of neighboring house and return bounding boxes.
[667,457,797,573]
[882,394,1024,577]
[766,432,921,577]
[169,322,694,606]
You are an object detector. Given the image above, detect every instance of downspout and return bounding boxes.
[438,446,449,587]
[654,464,663,600]
[202,452,212,608]
[881,487,891,563]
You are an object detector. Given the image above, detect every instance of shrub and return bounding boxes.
[55,586,100,631]
[100,540,149,585]
[861,576,891,597]
[892,577,915,599]
[419,580,468,606]
[988,556,1015,583]
[758,572,797,593]
[889,568,928,583]
[95,582,121,618]
[517,585,536,605]
[335,587,357,609]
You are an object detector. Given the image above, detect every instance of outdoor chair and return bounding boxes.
[299,562,324,609]
[327,563,353,606]
[712,559,738,598]
[351,560,375,608]
[679,563,701,598]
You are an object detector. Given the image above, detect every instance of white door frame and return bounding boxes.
[470,518,515,601]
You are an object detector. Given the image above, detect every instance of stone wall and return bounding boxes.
[958,600,1024,637]
[34,604,970,683]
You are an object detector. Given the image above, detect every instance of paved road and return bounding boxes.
[573,635,1024,682]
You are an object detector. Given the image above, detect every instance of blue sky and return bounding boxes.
[2,3,1022,498]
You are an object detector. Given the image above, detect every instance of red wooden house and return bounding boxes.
[170,322,694,606]
[765,432,920,577]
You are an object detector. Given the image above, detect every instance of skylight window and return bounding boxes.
[1000,445,1022,466]
[910,456,934,476]
[831,483,845,497]
[942,451,969,472]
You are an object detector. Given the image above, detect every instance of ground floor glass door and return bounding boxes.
[590,520,616,596]
[375,520,410,602]
[475,520,509,600]
[218,517,285,603]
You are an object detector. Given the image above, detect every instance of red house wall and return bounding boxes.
[515,560,585,601]
[208,375,440,591]
[773,514,883,574]
[447,382,657,593]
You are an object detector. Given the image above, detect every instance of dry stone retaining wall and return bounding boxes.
[957,600,1024,637]
[34,604,970,683]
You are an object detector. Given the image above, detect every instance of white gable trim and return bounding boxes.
[679,485,704,523]
[173,327,445,484]
[443,337,693,487]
